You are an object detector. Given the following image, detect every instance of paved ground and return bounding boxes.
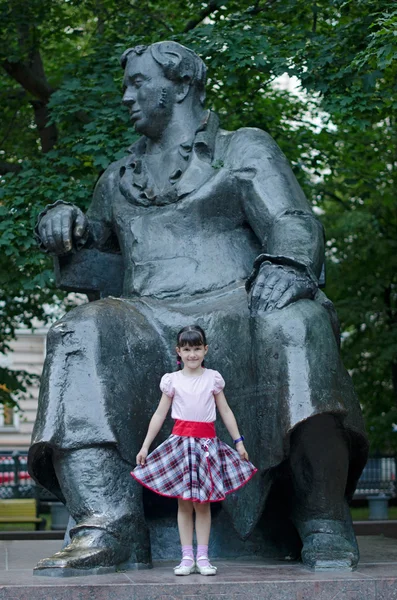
[1,536,397,599]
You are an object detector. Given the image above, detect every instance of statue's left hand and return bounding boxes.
[248,262,317,317]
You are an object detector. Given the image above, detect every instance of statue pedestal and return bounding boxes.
[1,536,397,599]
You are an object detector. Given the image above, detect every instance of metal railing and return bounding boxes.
[354,455,397,498]
[1,450,396,500]
[0,451,35,499]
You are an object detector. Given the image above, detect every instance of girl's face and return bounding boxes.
[176,343,208,370]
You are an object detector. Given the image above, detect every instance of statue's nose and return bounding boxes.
[122,90,136,106]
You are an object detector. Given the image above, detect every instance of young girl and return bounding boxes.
[131,325,257,576]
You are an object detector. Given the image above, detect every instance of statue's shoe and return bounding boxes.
[296,516,359,571]
[301,532,358,571]
[33,528,136,577]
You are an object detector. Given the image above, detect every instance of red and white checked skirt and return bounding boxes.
[131,421,257,503]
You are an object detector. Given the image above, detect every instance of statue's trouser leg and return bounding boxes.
[53,446,151,567]
[31,298,163,573]
[289,414,359,569]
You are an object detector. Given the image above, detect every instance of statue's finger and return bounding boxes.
[256,263,274,285]
[274,284,301,310]
[73,211,88,240]
[249,274,276,315]
[50,213,67,254]
[44,219,57,253]
[258,271,280,306]
[263,279,290,311]
[60,212,73,253]
[39,221,50,249]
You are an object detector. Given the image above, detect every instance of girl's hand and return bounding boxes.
[136,447,148,466]
[236,442,249,461]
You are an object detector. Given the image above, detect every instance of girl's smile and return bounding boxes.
[176,344,208,374]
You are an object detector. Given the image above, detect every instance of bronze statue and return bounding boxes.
[28,41,368,576]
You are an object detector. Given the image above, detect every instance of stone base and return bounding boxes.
[1,536,397,599]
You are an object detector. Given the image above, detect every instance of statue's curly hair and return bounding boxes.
[120,41,207,106]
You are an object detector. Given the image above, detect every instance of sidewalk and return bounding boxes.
[1,536,397,599]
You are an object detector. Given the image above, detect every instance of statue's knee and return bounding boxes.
[47,305,101,350]
[260,302,327,347]
[47,319,77,348]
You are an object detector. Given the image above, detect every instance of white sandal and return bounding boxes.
[174,556,196,576]
[195,555,217,576]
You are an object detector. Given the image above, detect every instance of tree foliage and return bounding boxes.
[0,0,396,449]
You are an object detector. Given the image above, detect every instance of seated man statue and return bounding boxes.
[28,41,368,575]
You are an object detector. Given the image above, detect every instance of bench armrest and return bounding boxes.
[54,249,124,299]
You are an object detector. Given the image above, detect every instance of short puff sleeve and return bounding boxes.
[160,373,175,398]
[213,371,225,395]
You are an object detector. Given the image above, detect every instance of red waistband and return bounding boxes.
[172,420,216,438]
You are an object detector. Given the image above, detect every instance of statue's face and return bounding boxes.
[122,52,177,140]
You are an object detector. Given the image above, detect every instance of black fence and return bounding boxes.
[0,451,57,501]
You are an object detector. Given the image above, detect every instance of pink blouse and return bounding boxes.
[160,368,225,423]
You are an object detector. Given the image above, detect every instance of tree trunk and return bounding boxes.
[30,100,58,153]
[2,26,58,154]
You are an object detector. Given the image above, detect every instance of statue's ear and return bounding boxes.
[175,76,191,103]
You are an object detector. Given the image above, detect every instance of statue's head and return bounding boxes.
[121,41,207,139]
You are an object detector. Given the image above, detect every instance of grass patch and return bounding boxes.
[350,506,397,520]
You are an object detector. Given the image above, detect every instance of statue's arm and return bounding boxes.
[35,161,121,255]
[84,164,120,252]
[231,129,324,314]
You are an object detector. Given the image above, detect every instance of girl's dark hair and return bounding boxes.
[176,325,207,370]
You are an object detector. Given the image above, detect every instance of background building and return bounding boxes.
[0,328,47,450]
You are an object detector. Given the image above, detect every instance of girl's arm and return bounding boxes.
[215,391,249,460]
[136,393,172,465]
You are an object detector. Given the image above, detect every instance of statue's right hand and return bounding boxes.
[136,447,148,466]
[37,204,88,255]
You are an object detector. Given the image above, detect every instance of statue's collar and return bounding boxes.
[127,110,219,163]
[191,110,219,163]
[120,111,219,207]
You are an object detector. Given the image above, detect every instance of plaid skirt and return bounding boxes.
[131,434,257,503]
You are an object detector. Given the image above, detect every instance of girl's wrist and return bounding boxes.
[233,435,245,445]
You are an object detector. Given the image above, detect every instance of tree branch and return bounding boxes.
[312,4,318,33]
[0,161,22,175]
[320,189,352,210]
[2,58,54,103]
[183,0,221,33]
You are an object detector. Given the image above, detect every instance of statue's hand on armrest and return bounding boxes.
[36,200,89,256]
[248,262,318,317]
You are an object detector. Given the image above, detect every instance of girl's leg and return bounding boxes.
[194,503,216,574]
[194,502,211,546]
[175,499,195,574]
[177,499,194,546]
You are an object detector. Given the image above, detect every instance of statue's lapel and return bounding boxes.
[175,152,215,199]
[175,110,219,199]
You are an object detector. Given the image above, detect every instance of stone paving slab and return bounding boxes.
[0,536,397,599]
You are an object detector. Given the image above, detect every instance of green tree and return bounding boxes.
[0,0,396,449]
